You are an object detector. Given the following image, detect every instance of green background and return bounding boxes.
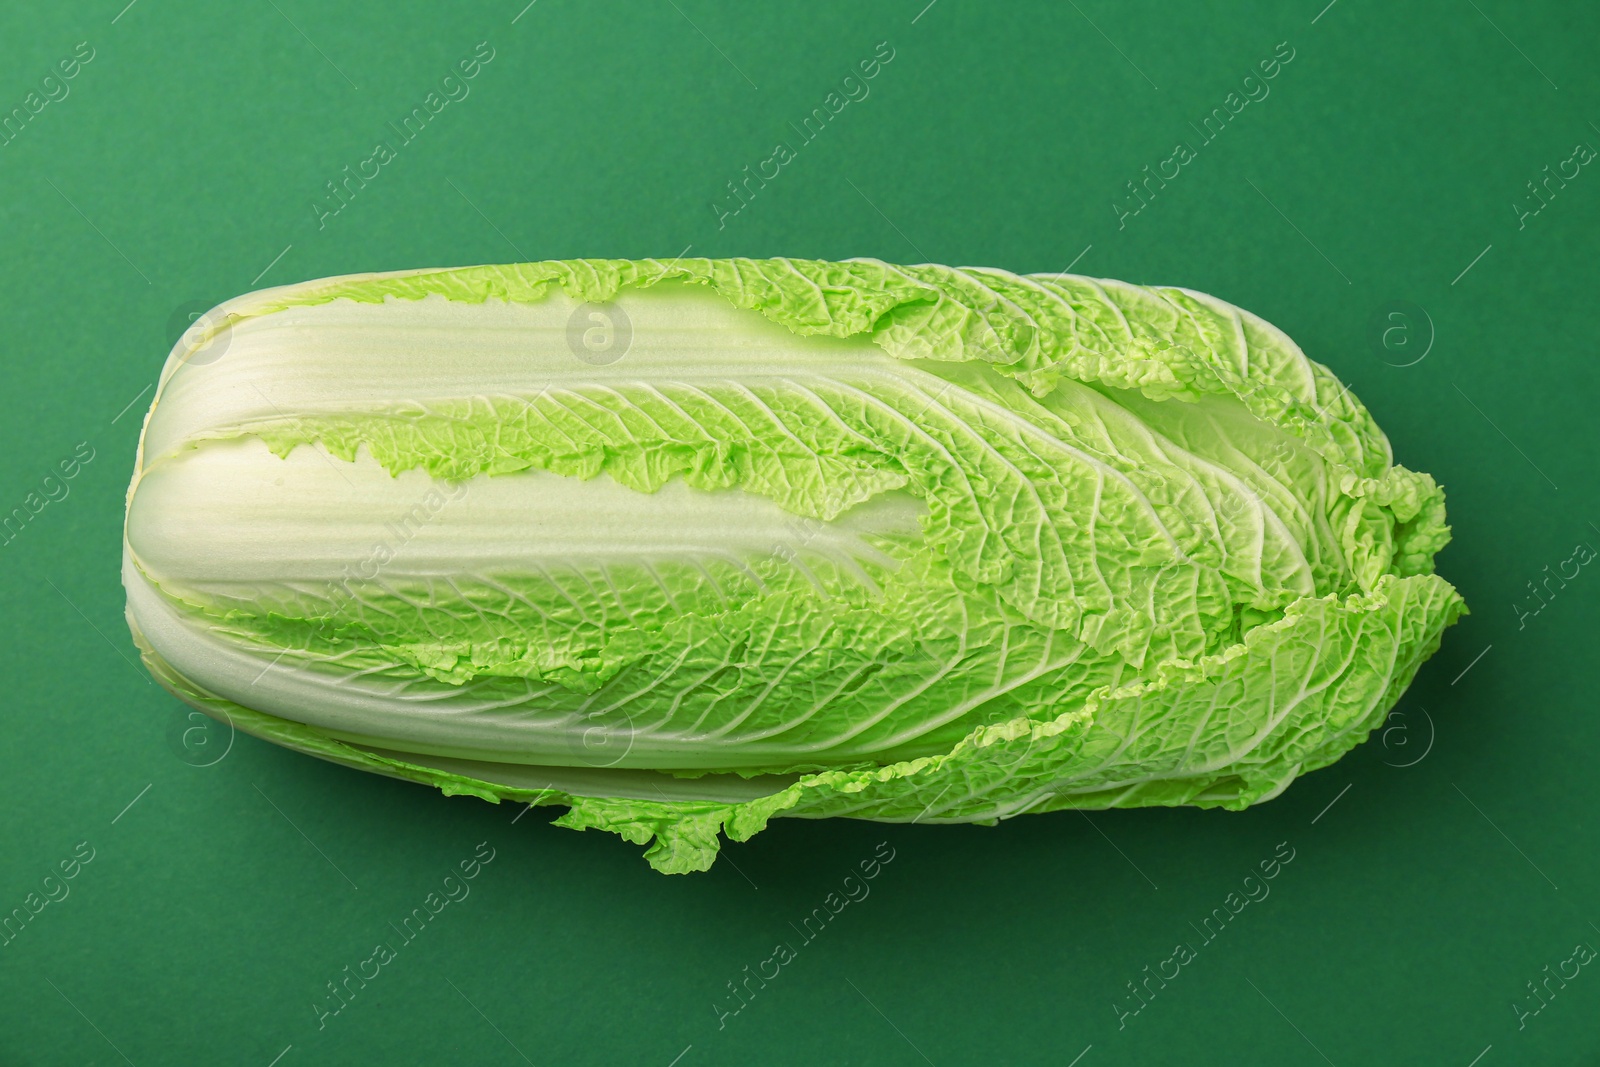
[2,0,1596,1063]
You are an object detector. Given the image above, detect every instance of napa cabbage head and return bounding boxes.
[123,257,1464,873]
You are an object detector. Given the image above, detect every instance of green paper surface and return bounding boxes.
[2,1,1596,1063]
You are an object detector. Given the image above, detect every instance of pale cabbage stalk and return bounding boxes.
[123,258,1465,873]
